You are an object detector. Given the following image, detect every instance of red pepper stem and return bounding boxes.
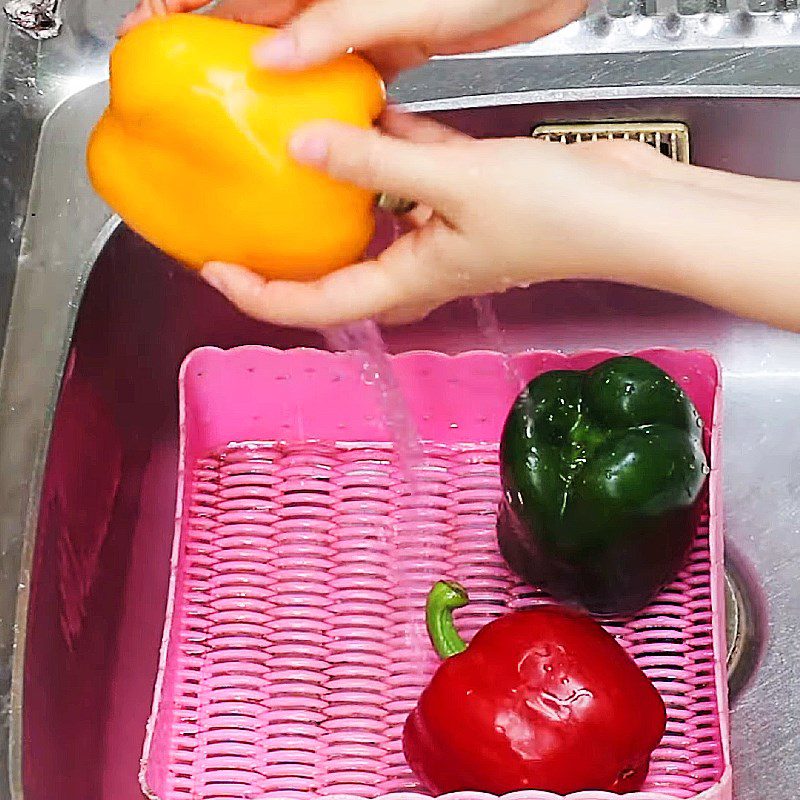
[426,581,469,660]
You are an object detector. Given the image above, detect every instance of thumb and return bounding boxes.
[289,121,463,214]
[253,0,432,69]
[201,224,459,328]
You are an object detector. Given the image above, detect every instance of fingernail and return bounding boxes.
[253,33,300,68]
[201,265,227,294]
[289,129,329,167]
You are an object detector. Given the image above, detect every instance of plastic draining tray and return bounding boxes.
[141,347,730,800]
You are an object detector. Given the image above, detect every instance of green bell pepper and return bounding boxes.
[498,355,708,616]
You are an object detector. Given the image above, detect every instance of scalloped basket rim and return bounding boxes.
[177,344,723,374]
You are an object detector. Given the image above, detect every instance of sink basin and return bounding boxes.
[1,3,799,799]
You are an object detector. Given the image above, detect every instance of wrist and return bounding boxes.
[604,168,800,330]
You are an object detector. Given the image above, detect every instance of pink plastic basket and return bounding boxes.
[141,347,731,800]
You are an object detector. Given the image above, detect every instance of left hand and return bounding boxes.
[119,0,588,79]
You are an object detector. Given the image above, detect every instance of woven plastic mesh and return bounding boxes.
[142,347,727,800]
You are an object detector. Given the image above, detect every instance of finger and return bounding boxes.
[203,261,401,328]
[201,227,452,328]
[212,0,304,25]
[263,0,547,67]
[377,110,467,221]
[437,0,588,54]
[118,0,206,35]
[289,121,464,213]
[363,44,429,82]
[252,0,435,69]
[380,107,469,145]
[375,302,439,326]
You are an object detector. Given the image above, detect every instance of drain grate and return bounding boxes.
[532,121,691,163]
[724,557,765,701]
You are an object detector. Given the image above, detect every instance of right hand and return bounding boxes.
[202,110,800,333]
[119,0,589,77]
[200,111,683,328]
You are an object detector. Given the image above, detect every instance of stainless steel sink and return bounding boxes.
[1,2,799,799]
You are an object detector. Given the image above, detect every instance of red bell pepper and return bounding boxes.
[403,581,667,795]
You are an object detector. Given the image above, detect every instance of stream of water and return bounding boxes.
[323,293,526,481]
[322,320,424,481]
[322,295,525,657]
[471,295,526,393]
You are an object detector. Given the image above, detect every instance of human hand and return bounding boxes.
[119,0,588,77]
[199,110,687,328]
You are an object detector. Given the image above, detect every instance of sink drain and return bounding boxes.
[725,557,764,701]
[532,121,691,162]
[725,571,741,662]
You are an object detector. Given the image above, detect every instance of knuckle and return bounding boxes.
[327,128,388,188]
[289,3,342,58]
[300,0,356,42]
[322,132,356,179]
[422,5,452,41]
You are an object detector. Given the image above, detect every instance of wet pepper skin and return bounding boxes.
[403,582,667,794]
[499,356,708,616]
[87,14,385,280]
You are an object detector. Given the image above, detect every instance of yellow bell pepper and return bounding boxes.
[87,14,385,280]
